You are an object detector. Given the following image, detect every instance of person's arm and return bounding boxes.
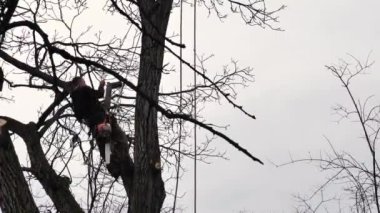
[96,80,105,98]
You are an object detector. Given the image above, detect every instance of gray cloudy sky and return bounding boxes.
[172,0,380,212]
[1,0,380,212]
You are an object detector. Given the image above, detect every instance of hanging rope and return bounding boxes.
[193,0,197,212]
[172,1,197,211]
[172,0,183,211]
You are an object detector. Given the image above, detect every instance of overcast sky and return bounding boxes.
[1,0,380,212]
[171,0,380,212]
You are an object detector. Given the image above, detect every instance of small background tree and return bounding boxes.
[279,55,380,213]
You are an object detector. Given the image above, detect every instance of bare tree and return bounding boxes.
[0,0,283,212]
[279,55,380,213]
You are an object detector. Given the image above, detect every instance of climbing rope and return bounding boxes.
[172,1,197,211]
[193,0,197,212]
[172,0,184,211]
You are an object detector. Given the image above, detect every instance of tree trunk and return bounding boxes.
[130,1,173,212]
[24,123,83,213]
[0,117,83,213]
[0,129,39,213]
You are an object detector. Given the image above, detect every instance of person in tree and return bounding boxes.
[70,77,111,137]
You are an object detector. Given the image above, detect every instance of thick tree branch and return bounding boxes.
[0,127,39,213]
[0,49,69,89]
[0,116,83,213]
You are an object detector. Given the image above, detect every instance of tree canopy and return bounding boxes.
[0,0,282,212]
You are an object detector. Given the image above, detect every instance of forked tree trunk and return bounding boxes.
[0,128,39,213]
[0,118,83,213]
[130,0,173,212]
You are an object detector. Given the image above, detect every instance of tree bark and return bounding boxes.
[0,117,83,213]
[130,0,173,212]
[0,128,39,213]
[24,123,83,213]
